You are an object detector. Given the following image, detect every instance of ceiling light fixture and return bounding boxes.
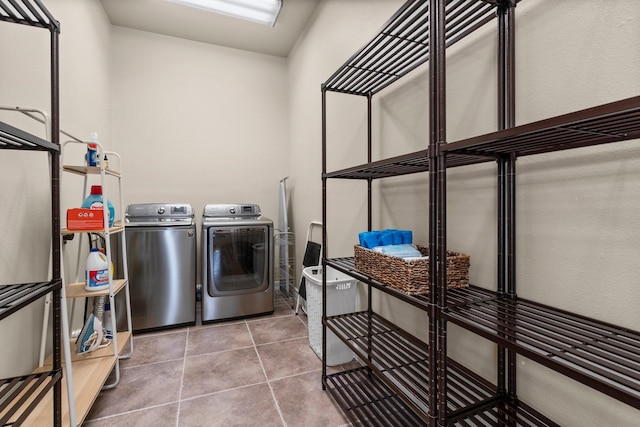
[166,0,282,27]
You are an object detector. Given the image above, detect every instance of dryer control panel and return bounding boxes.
[202,203,261,218]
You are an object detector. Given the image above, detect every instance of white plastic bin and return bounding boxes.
[303,265,358,366]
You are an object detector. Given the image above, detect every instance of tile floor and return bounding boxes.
[83,295,355,427]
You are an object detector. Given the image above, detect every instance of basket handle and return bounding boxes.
[306,221,323,244]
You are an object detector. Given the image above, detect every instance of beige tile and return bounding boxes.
[84,403,178,426]
[178,383,283,427]
[182,347,266,399]
[86,359,183,419]
[271,300,296,318]
[121,330,187,368]
[271,371,350,427]
[257,337,322,381]
[84,316,356,426]
[296,311,308,326]
[247,315,308,345]
[186,322,253,356]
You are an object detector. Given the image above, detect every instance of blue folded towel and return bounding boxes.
[358,231,379,249]
[380,229,404,245]
[379,229,394,246]
[358,229,413,249]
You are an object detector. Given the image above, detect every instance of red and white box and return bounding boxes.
[66,208,105,231]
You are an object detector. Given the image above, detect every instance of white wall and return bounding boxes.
[110,27,288,234]
[0,0,111,377]
[288,0,640,425]
[287,0,404,270]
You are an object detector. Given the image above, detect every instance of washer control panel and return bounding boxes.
[125,203,195,226]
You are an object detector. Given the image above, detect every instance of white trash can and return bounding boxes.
[303,265,358,366]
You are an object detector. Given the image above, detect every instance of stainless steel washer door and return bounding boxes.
[126,225,196,331]
[206,225,270,296]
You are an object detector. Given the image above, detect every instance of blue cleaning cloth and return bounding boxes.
[358,229,413,248]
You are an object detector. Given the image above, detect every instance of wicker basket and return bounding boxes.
[354,245,469,295]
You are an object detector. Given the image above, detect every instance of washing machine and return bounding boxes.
[124,203,196,332]
[201,203,274,322]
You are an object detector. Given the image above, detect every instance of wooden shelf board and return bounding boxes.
[65,279,127,299]
[42,331,132,365]
[61,223,124,236]
[63,165,121,177]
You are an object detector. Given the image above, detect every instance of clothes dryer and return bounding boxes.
[201,203,274,322]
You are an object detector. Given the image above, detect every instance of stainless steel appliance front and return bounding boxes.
[125,203,196,332]
[201,204,274,322]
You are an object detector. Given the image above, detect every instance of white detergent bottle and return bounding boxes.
[86,248,110,291]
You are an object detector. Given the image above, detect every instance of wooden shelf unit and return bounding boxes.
[53,145,134,425]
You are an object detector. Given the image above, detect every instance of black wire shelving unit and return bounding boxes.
[0,1,62,426]
[320,0,640,425]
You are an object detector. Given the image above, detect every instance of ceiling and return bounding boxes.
[99,0,321,57]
